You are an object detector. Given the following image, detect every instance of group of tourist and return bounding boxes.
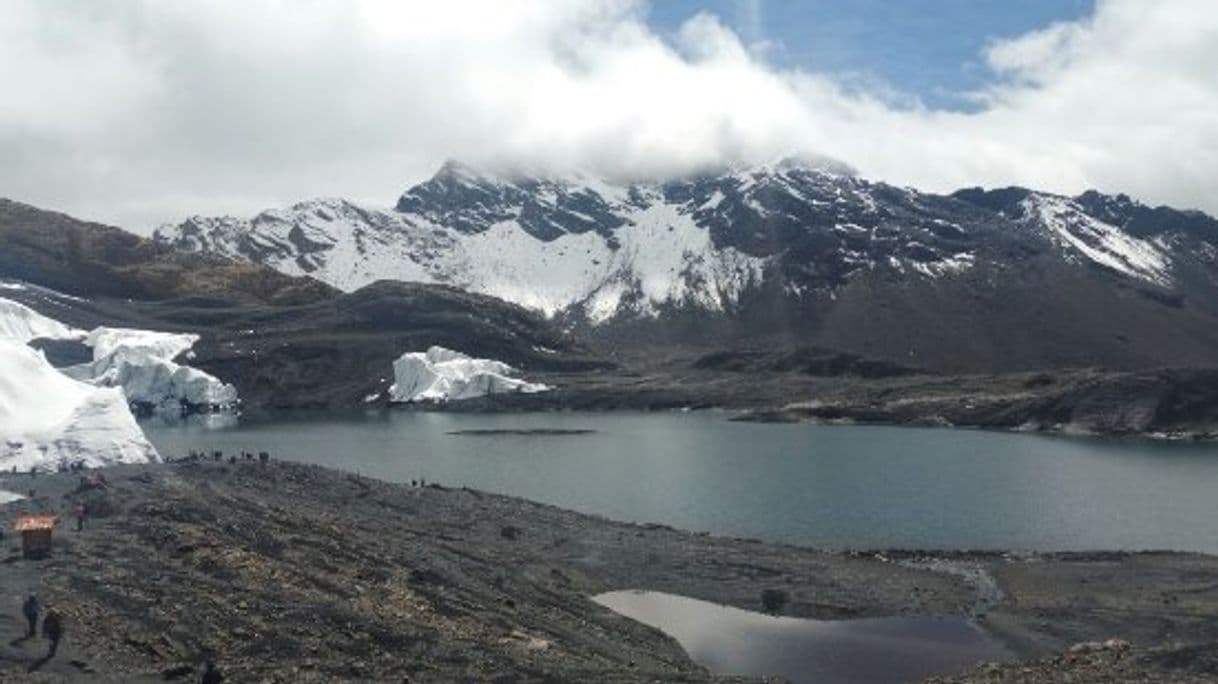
[10,463,227,683]
[19,595,62,658]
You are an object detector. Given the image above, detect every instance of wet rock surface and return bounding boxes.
[1,462,1217,682]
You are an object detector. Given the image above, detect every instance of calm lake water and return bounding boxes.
[593,590,1013,684]
[144,411,1218,553]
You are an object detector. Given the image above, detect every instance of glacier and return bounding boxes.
[389,346,550,403]
[0,296,238,422]
[0,337,159,473]
[0,297,84,344]
[65,327,239,420]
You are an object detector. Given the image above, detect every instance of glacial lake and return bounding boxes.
[144,411,1218,554]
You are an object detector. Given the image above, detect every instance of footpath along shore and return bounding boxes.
[2,459,1218,682]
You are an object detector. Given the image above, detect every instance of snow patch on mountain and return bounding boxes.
[1023,194,1173,286]
[160,193,770,321]
[451,202,769,320]
[156,161,1217,324]
[389,346,549,403]
[64,328,239,420]
[0,338,159,472]
[911,252,976,278]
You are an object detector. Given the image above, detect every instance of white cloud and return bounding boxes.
[0,0,1216,231]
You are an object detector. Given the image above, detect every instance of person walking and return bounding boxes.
[21,594,39,638]
[42,608,63,658]
[201,659,224,684]
[72,502,86,531]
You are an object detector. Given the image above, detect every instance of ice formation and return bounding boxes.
[0,337,159,473]
[0,296,238,421]
[0,297,84,344]
[389,346,550,403]
[65,328,239,419]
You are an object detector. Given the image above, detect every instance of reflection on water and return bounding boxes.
[593,590,1012,684]
[143,411,1218,553]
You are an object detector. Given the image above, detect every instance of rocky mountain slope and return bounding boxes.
[156,161,1218,373]
[0,199,334,307]
[0,202,604,414]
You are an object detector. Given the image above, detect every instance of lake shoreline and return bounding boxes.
[361,363,1218,443]
[3,460,1218,681]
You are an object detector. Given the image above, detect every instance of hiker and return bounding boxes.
[22,595,39,638]
[42,608,62,657]
[72,502,86,531]
[201,659,223,684]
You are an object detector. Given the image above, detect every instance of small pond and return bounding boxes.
[593,590,1013,684]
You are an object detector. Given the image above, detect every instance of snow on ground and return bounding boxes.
[911,252,976,278]
[389,346,549,403]
[0,338,158,473]
[1024,195,1172,286]
[0,297,85,343]
[65,328,238,420]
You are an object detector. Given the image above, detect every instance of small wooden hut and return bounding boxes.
[14,515,57,559]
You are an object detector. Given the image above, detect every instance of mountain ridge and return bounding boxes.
[153,162,1218,374]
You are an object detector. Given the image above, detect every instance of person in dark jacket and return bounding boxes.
[72,502,86,531]
[201,659,223,684]
[21,595,39,638]
[42,608,62,657]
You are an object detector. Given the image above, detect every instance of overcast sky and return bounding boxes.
[2,0,1216,231]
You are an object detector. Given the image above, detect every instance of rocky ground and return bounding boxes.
[1,461,1218,682]
[465,349,1218,440]
[931,640,1218,683]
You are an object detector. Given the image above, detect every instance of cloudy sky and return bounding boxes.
[2,0,1215,231]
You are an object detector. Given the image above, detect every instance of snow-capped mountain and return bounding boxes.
[951,186,1218,294]
[158,161,1218,320]
[156,161,998,321]
[153,161,1218,371]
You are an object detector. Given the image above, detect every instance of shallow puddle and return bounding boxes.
[593,590,1013,684]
